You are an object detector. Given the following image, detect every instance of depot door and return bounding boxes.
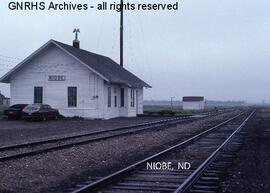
[136,90,139,114]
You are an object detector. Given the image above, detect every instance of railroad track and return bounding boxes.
[70,110,255,193]
[0,114,202,162]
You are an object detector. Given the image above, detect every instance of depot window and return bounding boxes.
[68,87,77,107]
[108,87,112,108]
[130,89,135,107]
[34,87,43,104]
[120,88,125,107]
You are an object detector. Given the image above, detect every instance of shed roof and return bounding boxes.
[183,96,204,102]
[0,40,151,88]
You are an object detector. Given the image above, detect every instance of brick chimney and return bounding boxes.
[73,39,80,49]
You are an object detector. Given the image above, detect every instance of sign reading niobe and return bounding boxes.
[48,75,66,81]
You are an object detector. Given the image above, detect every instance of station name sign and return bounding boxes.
[48,75,66,81]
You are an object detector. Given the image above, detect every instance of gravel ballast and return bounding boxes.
[220,108,270,192]
[0,111,239,193]
[0,116,169,146]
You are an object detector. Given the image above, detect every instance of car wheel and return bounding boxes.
[41,114,46,121]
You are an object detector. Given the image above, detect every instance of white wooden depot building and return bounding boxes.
[0,39,151,119]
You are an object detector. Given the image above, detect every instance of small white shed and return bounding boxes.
[182,96,205,110]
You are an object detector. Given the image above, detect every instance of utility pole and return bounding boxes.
[120,0,124,67]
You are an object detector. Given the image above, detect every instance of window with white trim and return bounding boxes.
[130,89,135,107]
[108,87,112,108]
[34,87,43,104]
[114,88,118,107]
[120,88,125,107]
[68,87,77,107]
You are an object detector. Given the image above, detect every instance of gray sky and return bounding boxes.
[0,0,270,103]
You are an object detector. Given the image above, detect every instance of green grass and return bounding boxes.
[144,105,182,112]
[143,105,216,114]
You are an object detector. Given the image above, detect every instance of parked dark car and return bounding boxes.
[22,104,59,121]
[4,104,28,120]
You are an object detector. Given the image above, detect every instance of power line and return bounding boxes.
[0,66,12,70]
[96,11,106,50]
[0,61,77,72]
[0,54,21,60]
[0,61,76,67]
[136,12,155,100]
[0,59,19,64]
[110,13,118,60]
[0,63,17,67]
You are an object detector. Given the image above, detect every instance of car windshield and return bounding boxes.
[42,105,51,109]
[24,104,41,111]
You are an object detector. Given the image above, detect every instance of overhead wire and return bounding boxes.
[0,59,19,64]
[0,54,21,61]
[136,11,155,100]
[96,10,106,51]
[126,12,143,75]
[0,54,21,72]
[0,61,77,74]
[110,12,119,61]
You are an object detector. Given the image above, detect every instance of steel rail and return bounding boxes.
[0,116,196,162]
[71,112,246,193]
[0,110,230,162]
[174,109,256,193]
[0,116,188,151]
[0,109,228,152]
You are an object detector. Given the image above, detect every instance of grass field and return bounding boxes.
[143,105,215,114]
[144,105,182,112]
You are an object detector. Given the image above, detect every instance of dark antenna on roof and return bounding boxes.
[73,28,80,40]
[73,28,80,49]
[120,0,124,67]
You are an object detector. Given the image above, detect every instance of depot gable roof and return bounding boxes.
[0,39,151,88]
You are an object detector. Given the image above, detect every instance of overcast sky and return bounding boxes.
[0,0,270,103]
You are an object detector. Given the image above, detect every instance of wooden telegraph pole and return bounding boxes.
[120,0,124,67]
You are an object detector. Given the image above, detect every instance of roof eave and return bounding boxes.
[108,81,151,89]
[0,75,8,83]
